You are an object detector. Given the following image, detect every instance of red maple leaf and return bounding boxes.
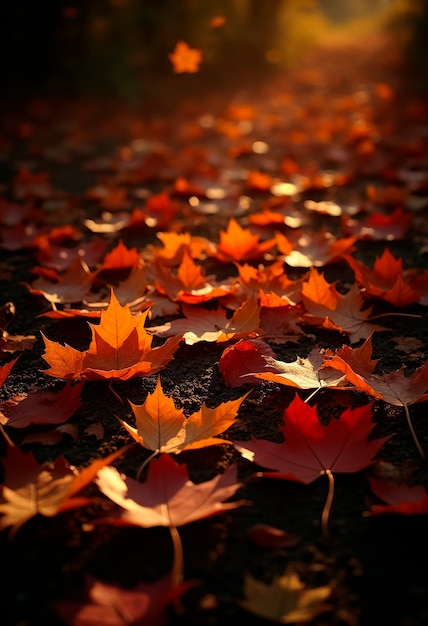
[96,453,246,529]
[367,477,428,515]
[54,573,194,626]
[234,395,388,484]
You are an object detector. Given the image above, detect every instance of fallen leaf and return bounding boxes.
[234,395,388,484]
[54,573,193,626]
[344,247,428,307]
[41,289,183,381]
[96,453,246,528]
[301,267,388,343]
[119,376,250,453]
[247,524,301,549]
[214,218,276,263]
[239,569,331,623]
[367,477,428,515]
[0,444,128,535]
[149,296,262,345]
[0,381,83,428]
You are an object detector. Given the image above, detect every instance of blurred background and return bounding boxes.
[0,0,427,104]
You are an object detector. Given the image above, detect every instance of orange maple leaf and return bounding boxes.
[344,247,428,307]
[153,252,233,304]
[0,444,128,536]
[149,295,262,345]
[41,290,183,381]
[24,258,96,305]
[301,267,388,343]
[215,218,276,263]
[118,376,250,453]
[169,41,202,73]
[323,335,428,457]
[237,260,303,304]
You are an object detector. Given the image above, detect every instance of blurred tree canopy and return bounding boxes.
[1,0,426,103]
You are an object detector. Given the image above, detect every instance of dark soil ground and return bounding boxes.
[1,34,428,626]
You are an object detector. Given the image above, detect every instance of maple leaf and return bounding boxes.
[0,381,83,428]
[344,248,428,307]
[239,569,331,623]
[146,231,209,265]
[0,444,128,536]
[118,376,250,453]
[153,252,232,304]
[214,218,276,263]
[277,230,357,268]
[219,339,279,388]
[301,267,388,343]
[323,335,428,457]
[244,345,348,393]
[234,395,389,537]
[24,258,96,305]
[323,335,428,407]
[341,207,412,241]
[54,573,193,626]
[0,357,19,389]
[236,260,303,304]
[41,290,183,381]
[367,477,428,516]
[148,296,262,345]
[234,395,387,484]
[99,239,141,271]
[169,41,202,73]
[96,453,245,528]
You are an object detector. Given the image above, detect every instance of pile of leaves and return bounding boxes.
[1,35,428,626]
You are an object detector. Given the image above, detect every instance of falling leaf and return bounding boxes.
[210,15,226,28]
[239,569,331,623]
[169,41,202,73]
[119,376,250,453]
[41,289,183,380]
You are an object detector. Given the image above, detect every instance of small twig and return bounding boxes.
[108,380,124,404]
[321,469,335,541]
[136,449,158,481]
[403,403,425,459]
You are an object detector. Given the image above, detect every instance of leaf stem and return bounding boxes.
[169,525,186,615]
[304,388,321,404]
[136,449,158,481]
[368,312,422,321]
[403,403,425,459]
[321,469,335,541]
[108,381,124,404]
[169,525,184,588]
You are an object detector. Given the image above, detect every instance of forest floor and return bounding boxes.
[0,34,428,626]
